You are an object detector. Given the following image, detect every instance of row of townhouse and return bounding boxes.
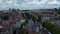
[41,11,60,26]
[0,11,26,34]
[29,10,60,25]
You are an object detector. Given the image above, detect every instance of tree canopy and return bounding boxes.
[42,21,60,34]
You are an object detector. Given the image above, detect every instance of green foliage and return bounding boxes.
[38,16,41,21]
[31,15,36,20]
[42,21,60,34]
[57,12,60,15]
[25,13,31,19]
[2,15,9,20]
[20,29,28,34]
[52,26,60,34]
[20,20,28,28]
[20,29,25,34]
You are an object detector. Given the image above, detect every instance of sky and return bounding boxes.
[0,0,60,10]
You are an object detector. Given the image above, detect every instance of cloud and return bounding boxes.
[27,0,46,6]
[6,1,13,4]
[48,0,60,5]
[0,0,2,3]
[0,0,60,10]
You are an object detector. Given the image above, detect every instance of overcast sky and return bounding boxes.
[0,0,60,10]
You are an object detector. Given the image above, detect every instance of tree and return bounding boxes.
[1,15,9,20]
[42,21,60,34]
[20,19,28,28]
[30,14,36,23]
[57,12,60,15]
[38,16,41,21]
